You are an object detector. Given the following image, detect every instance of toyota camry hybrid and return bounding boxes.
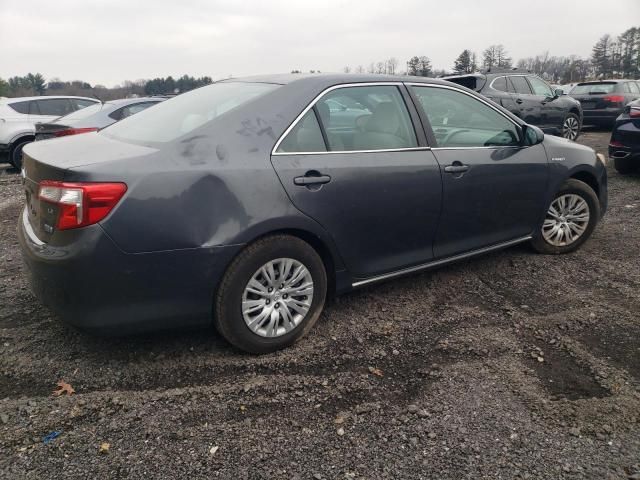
[18,74,608,353]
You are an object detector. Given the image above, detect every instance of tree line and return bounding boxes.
[0,74,213,99]
[341,25,639,83]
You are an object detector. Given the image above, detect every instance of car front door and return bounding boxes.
[508,75,543,126]
[409,84,549,259]
[527,75,564,130]
[271,83,442,278]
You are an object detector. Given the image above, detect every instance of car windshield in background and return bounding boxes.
[102,82,280,145]
[58,103,103,121]
[571,83,616,94]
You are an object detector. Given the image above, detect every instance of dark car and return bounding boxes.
[35,97,165,141]
[609,99,640,174]
[19,74,607,353]
[443,69,584,141]
[569,80,640,127]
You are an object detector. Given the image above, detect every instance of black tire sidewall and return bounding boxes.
[11,140,30,169]
[531,179,600,254]
[215,236,327,354]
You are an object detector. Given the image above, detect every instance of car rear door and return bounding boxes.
[408,84,549,259]
[270,83,443,278]
[508,76,543,126]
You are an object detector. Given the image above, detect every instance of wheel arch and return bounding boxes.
[570,170,600,198]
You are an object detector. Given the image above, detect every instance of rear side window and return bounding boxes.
[571,83,616,94]
[491,77,508,92]
[276,110,326,153]
[411,86,520,148]
[509,76,533,95]
[629,82,640,94]
[37,99,74,116]
[103,82,278,144]
[59,103,102,121]
[317,85,417,151]
[8,101,30,114]
[109,102,159,121]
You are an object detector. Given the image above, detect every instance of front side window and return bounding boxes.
[8,101,30,114]
[316,85,417,151]
[276,110,326,153]
[103,82,279,145]
[411,86,520,148]
[509,76,533,95]
[528,77,553,97]
[37,99,74,116]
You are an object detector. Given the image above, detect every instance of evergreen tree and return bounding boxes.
[453,50,474,74]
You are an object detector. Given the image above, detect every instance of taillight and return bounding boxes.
[53,127,99,137]
[609,140,626,148]
[603,95,625,106]
[38,181,127,230]
[629,107,640,118]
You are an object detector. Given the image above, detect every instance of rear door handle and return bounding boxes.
[293,174,331,186]
[444,164,469,174]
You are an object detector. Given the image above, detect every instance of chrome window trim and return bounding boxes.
[271,82,420,156]
[351,235,532,288]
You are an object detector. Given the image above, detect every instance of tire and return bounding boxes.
[530,179,600,255]
[214,235,327,354]
[9,138,32,170]
[561,113,581,141]
[614,157,638,175]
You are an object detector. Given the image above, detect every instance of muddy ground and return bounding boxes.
[0,129,639,479]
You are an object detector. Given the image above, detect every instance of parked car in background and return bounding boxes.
[0,96,100,168]
[19,74,607,353]
[443,69,584,141]
[609,98,640,174]
[35,97,165,141]
[559,83,578,95]
[569,80,640,127]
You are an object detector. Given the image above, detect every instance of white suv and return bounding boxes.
[0,96,100,168]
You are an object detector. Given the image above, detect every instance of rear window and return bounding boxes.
[571,83,617,94]
[446,76,481,91]
[59,103,103,121]
[8,101,30,114]
[103,82,279,144]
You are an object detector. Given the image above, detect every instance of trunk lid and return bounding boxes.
[35,122,70,141]
[21,132,156,242]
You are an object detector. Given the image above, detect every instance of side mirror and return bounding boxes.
[553,88,564,97]
[522,124,544,146]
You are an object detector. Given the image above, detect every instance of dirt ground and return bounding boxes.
[0,129,639,479]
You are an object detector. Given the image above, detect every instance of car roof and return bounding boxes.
[576,79,636,85]
[0,95,99,104]
[219,73,457,88]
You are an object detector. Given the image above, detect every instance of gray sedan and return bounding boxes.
[19,74,607,353]
[34,97,165,140]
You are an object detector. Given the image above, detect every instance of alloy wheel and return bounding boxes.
[562,116,580,141]
[242,258,314,338]
[542,194,590,247]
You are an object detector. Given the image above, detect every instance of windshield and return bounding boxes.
[58,103,103,121]
[571,83,616,95]
[102,82,280,144]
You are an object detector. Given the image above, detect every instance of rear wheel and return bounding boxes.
[561,113,581,141]
[214,235,327,353]
[10,138,32,170]
[614,157,638,175]
[530,179,599,254]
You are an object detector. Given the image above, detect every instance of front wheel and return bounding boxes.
[561,113,581,141]
[530,179,600,254]
[214,235,327,353]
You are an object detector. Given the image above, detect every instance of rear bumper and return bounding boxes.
[18,207,242,334]
[582,109,623,124]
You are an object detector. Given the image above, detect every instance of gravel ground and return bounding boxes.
[1,129,639,479]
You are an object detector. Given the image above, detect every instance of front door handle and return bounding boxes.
[293,174,331,186]
[444,164,469,174]
[515,98,523,104]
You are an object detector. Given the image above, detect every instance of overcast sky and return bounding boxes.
[1,0,638,87]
